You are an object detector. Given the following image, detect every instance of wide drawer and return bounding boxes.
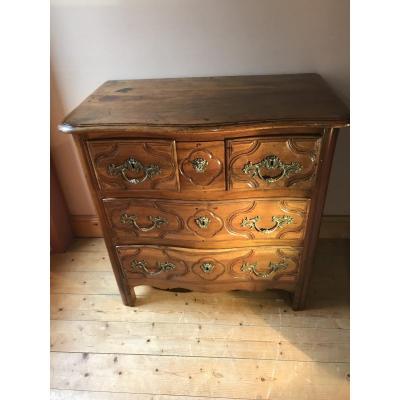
[228,136,321,190]
[103,198,309,245]
[87,140,179,192]
[116,245,301,286]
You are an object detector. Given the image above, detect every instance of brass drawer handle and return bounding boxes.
[108,157,161,184]
[242,155,302,183]
[191,157,208,173]
[131,259,176,275]
[200,262,214,273]
[195,216,211,229]
[241,215,293,234]
[120,213,167,232]
[241,261,288,279]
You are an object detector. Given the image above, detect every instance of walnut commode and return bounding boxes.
[60,74,349,310]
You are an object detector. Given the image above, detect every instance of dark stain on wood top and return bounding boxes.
[61,74,349,131]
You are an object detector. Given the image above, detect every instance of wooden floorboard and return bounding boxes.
[51,239,349,399]
[51,320,348,363]
[50,389,244,400]
[51,352,348,400]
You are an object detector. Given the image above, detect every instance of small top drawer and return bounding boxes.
[177,141,225,191]
[228,137,321,191]
[87,140,179,192]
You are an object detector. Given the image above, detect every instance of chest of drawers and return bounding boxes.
[60,74,349,310]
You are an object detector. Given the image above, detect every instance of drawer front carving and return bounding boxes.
[177,141,225,191]
[117,245,301,283]
[103,198,309,244]
[228,137,321,190]
[87,140,179,192]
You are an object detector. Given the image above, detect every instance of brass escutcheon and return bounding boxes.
[191,157,208,173]
[200,262,214,273]
[195,215,211,229]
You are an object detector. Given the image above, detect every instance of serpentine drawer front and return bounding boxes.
[87,140,179,193]
[117,245,301,292]
[228,137,321,190]
[60,74,349,310]
[103,198,309,245]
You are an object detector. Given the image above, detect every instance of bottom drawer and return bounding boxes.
[116,245,302,292]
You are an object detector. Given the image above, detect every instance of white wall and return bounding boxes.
[51,0,349,216]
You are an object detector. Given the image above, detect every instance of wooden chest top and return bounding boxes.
[60,74,349,131]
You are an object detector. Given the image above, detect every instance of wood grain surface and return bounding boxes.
[60,74,349,130]
[228,136,321,191]
[102,198,309,246]
[87,140,179,192]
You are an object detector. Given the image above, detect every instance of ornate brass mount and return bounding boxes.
[131,259,176,275]
[195,215,211,229]
[241,261,288,279]
[120,213,167,232]
[108,157,161,184]
[241,215,293,234]
[200,262,214,273]
[191,157,208,173]
[242,155,302,183]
